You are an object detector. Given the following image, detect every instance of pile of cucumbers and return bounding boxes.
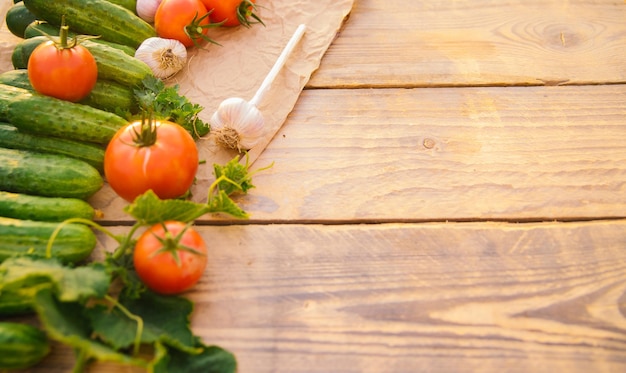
[0,0,158,368]
[0,0,156,266]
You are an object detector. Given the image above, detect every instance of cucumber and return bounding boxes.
[0,216,97,263]
[0,69,137,114]
[0,84,28,122]
[0,322,50,370]
[0,147,103,200]
[23,0,156,48]
[0,84,128,145]
[0,70,32,90]
[0,123,105,172]
[12,35,151,88]
[84,79,138,114]
[0,288,36,316]
[106,0,137,13]
[5,2,37,38]
[0,191,96,222]
[23,21,136,56]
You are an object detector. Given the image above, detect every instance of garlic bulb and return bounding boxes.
[136,0,162,23]
[135,37,187,80]
[210,97,266,151]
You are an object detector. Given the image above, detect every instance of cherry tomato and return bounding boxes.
[134,221,208,295]
[27,39,98,102]
[200,0,263,27]
[104,119,199,202]
[154,0,215,47]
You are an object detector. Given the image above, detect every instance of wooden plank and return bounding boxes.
[92,84,626,222]
[29,220,626,372]
[307,0,626,88]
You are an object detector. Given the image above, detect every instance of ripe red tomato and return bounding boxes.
[200,0,262,27]
[27,40,98,102]
[134,221,208,295]
[104,119,199,202]
[154,0,214,47]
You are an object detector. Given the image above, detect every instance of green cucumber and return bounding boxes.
[23,21,136,56]
[0,123,105,172]
[0,147,103,200]
[12,35,151,88]
[84,79,138,114]
[5,2,38,38]
[0,84,128,145]
[0,216,97,263]
[0,191,96,222]
[23,0,156,48]
[0,322,50,370]
[0,69,32,90]
[0,288,36,316]
[106,0,137,13]
[0,84,28,122]
[0,69,137,114]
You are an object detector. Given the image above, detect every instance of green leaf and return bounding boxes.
[157,341,237,373]
[119,290,200,354]
[33,288,147,369]
[86,304,141,351]
[213,155,256,195]
[0,257,110,302]
[133,76,210,139]
[207,190,249,219]
[124,190,210,224]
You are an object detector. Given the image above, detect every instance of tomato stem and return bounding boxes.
[150,222,206,268]
[185,10,224,48]
[237,0,264,28]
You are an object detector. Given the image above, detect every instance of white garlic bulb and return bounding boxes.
[136,0,162,23]
[210,97,266,151]
[134,37,187,80]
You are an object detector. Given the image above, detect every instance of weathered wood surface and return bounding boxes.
[93,84,626,223]
[18,0,626,372]
[29,221,626,372]
[308,0,626,88]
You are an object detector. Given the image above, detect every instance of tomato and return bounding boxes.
[27,39,97,102]
[104,119,199,202]
[154,0,217,47]
[200,0,263,27]
[134,221,208,295]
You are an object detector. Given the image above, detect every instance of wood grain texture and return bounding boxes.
[307,0,626,88]
[26,221,626,372]
[91,84,626,223]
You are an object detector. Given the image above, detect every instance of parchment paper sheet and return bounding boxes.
[0,0,354,216]
[0,0,354,165]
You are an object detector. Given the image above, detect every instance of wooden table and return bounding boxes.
[33,0,626,371]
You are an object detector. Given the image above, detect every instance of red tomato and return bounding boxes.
[154,0,215,47]
[134,221,208,295]
[200,0,262,27]
[104,119,199,202]
[27,40,98,102]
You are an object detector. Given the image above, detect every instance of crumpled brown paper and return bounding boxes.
[0,0,354,166]
[0,0,354,217]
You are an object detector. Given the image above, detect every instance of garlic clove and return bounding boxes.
[135,37,187,80]
[136,0,162,23]
[210,97,266,151]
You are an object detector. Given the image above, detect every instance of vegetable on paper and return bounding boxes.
[104,117,199,202]
[135,37,187,80]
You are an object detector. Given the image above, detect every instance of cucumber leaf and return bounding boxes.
[0,256,110,302]
[33,288,147,369]
[213,154,257,195]
[155,341,237,373]
[87,290,199,355]
[124,190,210,224]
